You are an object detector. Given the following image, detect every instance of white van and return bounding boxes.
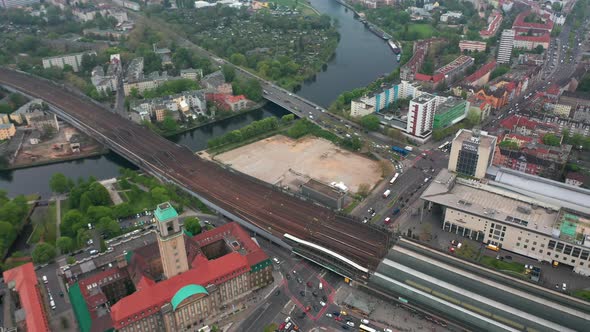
[319,282,323,290]
[42,275,48,284]
[50,300,56,310]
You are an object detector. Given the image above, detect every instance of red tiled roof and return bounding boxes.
[2,263,50,332]
[465,60,496,84]
[110,222,269,329]
[546,84,560,95]
[226,95,247,103]
[500,114,539,130]
[514,33,551,43]
[136,275,155,291]
[110,252,250,328]
[480,12,503,36]
[415,73,445,83]
[513,10,554,31]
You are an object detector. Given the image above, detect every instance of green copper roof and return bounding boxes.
[171,284,208,311]
[154,202,178,222]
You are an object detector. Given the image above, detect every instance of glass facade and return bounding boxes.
[456,144,479,176]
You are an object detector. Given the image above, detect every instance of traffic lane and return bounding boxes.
[239,293,290,332]
[37,263,68,315]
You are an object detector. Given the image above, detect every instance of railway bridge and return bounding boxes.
[0,68,391,281]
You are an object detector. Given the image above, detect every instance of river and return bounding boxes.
[0,0,397,197]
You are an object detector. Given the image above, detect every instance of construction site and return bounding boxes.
[5,124,106,169]
[214,135,382,194]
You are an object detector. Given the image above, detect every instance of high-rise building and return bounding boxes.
[155,202,189,278]
[448,129,497,178]
[497,29,515,64]
[406,92,437,137]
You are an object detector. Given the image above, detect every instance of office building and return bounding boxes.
[0,0,39,8]
[433,97,469,130]
[42,51,97,72]
[497,29,515,64]
[406,93,437,138]
[448,129,497,178]
[421,168,590,276]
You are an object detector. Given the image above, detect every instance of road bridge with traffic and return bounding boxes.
[0,68,391,281]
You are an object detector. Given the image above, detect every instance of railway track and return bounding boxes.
[0,68,390,270]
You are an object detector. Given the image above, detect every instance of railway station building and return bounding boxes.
[420,168,590,276]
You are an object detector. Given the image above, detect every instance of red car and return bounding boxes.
[279,322,286,330]
[305,306,311,312]
[334,316,342,321]
[306,281,312,287]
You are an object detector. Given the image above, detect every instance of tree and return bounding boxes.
[161,116,179,133]
[76,228,91,248]
[281,114,295,123]
[32,243,57,264]
[0,104,12,114]
[79,193,93,213]
[49,173,70,193]
[229,53,246,66]
[465,109,481,127]
[222,64,236,83]
[184,217,202,235]
[97,216,120,238]
[360,115,380,131]
[80,53,97,74]
[87,182,111,206]
[56,236,74,253]
[0,221,17,254]
[151,187,170,205]
[542,133,561,146]
[357,183,370,197]
[61,209,85,238]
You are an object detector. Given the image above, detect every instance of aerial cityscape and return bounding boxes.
[0,0,589,331]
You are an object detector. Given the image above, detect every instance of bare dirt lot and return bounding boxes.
[11,124,104,168]
[214,135,381,193]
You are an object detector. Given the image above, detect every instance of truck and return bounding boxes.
[383,189,391,198]
[391,146,409,156]
[404,146,414,152]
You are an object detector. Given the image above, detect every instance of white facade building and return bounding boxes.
[497,29,515,64]
[406,92,437,137]
[42,51,97,72]
[350,80,423,118]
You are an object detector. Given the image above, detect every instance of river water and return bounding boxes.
[0,0,397,197]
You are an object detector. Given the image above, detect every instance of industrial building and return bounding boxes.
[448,129,497,179]
[301,179,347,210]
[421,168,590,276]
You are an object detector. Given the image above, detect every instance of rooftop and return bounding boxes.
[2,263,50,332]
[42,50,96,61]
[413,92,436,104]
[491,167,590,214]
[436,97,467,115]
[422,169,561,235]
[303,179,346,199]
[154,202,178,222]
[453,129,496,150]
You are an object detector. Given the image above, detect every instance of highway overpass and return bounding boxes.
[369,238,590,332]
[0,68,391,280]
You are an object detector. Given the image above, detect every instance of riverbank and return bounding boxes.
[160,101,268,137]
[1,149,109,171]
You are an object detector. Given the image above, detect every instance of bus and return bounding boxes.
[359,324,378,332]
[389,173,399,184]
[485,244,500,252]
[438,141,450,150]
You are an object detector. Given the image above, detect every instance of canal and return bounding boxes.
[0,0,397,197]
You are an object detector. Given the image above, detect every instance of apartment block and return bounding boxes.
[459,40,487,52]
[42,51,97,72]
[497,29,515,64]
[406,92,437,138]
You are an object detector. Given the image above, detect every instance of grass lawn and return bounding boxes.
[121,187,156,213]
[29,202,57,245]
[343,199,360,214]
[479,256,525,274]
[572,289,590,302]
[408,24,436,39]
